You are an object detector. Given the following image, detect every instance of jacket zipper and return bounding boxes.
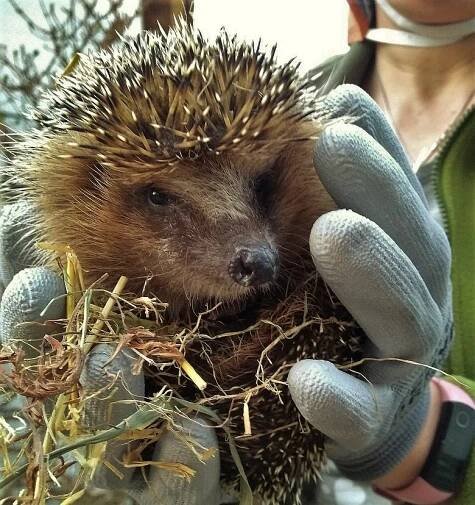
[431,103,475,235]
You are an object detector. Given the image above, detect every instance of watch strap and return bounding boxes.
[375,378,475,505]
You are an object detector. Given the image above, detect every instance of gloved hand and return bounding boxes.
[288,84,452,481]
[0,201,220,505]
[81,343,220,505]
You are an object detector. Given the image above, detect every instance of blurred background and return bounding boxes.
[0,0,349,130]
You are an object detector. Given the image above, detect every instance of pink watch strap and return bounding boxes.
[376,475,452,504]
[432,377,475,405]
[375,378,475,505]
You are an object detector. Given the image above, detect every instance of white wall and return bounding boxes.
[194,0,349,72]
[0,0,348,72]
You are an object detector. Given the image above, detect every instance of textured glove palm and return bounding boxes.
[288,84,452,481]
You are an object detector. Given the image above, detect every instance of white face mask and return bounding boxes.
[366,0,475,47]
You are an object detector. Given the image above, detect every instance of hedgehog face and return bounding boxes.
[124,156,280,302]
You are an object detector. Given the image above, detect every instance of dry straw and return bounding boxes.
[0,245,360,505]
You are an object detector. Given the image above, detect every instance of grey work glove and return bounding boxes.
[82,343,220,505]
[0,201,220,505]
[288,84,452,481]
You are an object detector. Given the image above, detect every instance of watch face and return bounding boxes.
[421,402,475,492]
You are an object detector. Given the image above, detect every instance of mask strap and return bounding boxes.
[366,0,475,47]
[366,28,466,47]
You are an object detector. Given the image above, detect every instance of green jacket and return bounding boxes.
[311,40,475,504]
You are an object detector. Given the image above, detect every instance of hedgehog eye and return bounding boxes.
[253,172,274,212]
[147,187,175,206]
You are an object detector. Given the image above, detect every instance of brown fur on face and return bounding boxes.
[30,122,334,315]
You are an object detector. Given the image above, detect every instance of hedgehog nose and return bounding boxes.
[229,245,279,287]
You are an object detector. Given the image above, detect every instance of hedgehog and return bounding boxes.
[3,19,362,505]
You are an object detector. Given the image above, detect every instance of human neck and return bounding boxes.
[366,8,475,165]
[372,7,475,99]
[373,38,475,99]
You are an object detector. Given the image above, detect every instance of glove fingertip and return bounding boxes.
[0,266,65,346]
[288,359,385,452]
[316,83,369,121]
[287,359,336,418]
[81,344,145,428]
[0,202,41,284]
[140,416,220,505]
[309,210,373,273]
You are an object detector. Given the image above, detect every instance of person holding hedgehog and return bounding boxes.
[294,1,475,504]
[0,1,474,505]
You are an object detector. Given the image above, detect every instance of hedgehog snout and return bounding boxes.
[228,244,279,287]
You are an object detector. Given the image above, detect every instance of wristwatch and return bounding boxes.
[375,378,475,505]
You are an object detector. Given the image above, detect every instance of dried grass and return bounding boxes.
[0,247,362,504]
